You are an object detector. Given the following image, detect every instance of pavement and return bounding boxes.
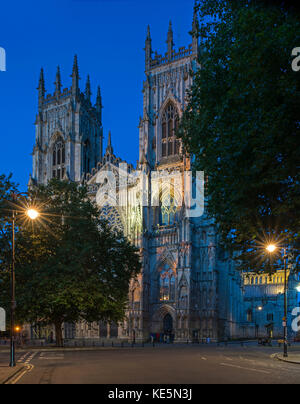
[275,353,300,364]
[0,364,27,384]
[1,343,300,384]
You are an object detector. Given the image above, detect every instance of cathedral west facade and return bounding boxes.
[30,11,298,343]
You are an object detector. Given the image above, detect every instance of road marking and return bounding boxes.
[39,352,64,360]
[224,356,234,361]
[220,362,271,374]
[17,352,31,363]
[25,352,38,364]
[201,357,207,361]
[5,364,34,385]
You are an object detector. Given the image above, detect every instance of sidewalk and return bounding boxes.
[0,364,26,384]
[275,353,300,365]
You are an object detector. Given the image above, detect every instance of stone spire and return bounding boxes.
[192,4,199,55]
[167,21,174,61]
[37,68,45,107]
[85,75,92,102]
[54,66,62,99]
[106,131,113,155]
[96,86,103,120]
[71,54,79,97]
[145,25,152,72]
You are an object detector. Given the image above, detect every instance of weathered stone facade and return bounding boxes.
[30,12,299,344]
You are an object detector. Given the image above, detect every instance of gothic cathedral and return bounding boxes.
[31,12,280,343]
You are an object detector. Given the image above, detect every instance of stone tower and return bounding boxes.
[31,56,103,185]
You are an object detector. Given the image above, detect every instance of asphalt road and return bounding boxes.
[1,344,300,384]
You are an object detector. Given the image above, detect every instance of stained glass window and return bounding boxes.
[160,265,176,302]
[100,205,124,234]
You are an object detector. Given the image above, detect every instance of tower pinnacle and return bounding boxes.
[54,66,62,99]
[85,75,92,102]
[71,55,80,97]
[167,21,174,60]
[96,86,103,120]
[192,4,199,55]
[37,68,45,107]
[145,25,152,71]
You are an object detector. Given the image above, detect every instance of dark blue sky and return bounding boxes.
[0,0,195,191]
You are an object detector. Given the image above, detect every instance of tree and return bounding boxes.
[0,173,18,281]
[181,0,300,271]
[0,180,141,346]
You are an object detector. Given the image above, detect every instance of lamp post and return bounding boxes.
[266,244,289,358]
[9,195,39,367]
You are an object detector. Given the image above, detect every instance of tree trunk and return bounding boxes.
[54,322,64,347]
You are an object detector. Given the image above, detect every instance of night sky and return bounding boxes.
[0,0,195,191]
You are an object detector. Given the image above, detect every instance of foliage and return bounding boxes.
[0,179,141,345]
[181,0,300,271]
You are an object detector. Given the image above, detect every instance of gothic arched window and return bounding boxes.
[83,140,91,174]
[159,265,176,302]
[161,103,180,158]
[52,137,65,180]
[160,185,180,226]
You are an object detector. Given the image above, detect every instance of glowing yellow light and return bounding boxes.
[258,306,263,311]
[26,209,39,220]
[266,244,277,253]
[15,326,20,332]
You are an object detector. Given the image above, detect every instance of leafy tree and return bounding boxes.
[181,0,300,271]
[0,180,141,346]
[0,173,18,281]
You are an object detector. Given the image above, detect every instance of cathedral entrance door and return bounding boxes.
[163,314,173,335]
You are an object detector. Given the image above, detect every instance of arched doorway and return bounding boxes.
[163,314,173,334]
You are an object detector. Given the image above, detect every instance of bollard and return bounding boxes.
[102,341,104,347]
[121,342,124,348]
[112,342,114,347]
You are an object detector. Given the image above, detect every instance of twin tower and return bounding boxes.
[31,55,103,186]
[31,13,199,187]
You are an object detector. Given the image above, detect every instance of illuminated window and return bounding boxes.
[161,103,180,158]
[160,185,180,226]
[160,265,176,302]
[100,205,124,234]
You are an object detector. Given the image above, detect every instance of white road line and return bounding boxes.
[38,352,64,360]
[220,362,271,374]
[25,352,38,364]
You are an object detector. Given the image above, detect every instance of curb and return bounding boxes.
[274,354,300,365]
[1,365,27,385]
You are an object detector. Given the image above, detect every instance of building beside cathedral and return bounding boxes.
[29,11,299,343]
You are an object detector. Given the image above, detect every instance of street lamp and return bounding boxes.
[266,244,289,358]
[9,196,39,367]
[26,209,39,220]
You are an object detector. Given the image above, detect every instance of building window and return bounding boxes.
[161,103,180,158]
[267,313,274,322]
[84,139,91,174]
[247,309,253,322]
[160,184,180,226]
[52,137,65,180]
[160,265,176,302]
